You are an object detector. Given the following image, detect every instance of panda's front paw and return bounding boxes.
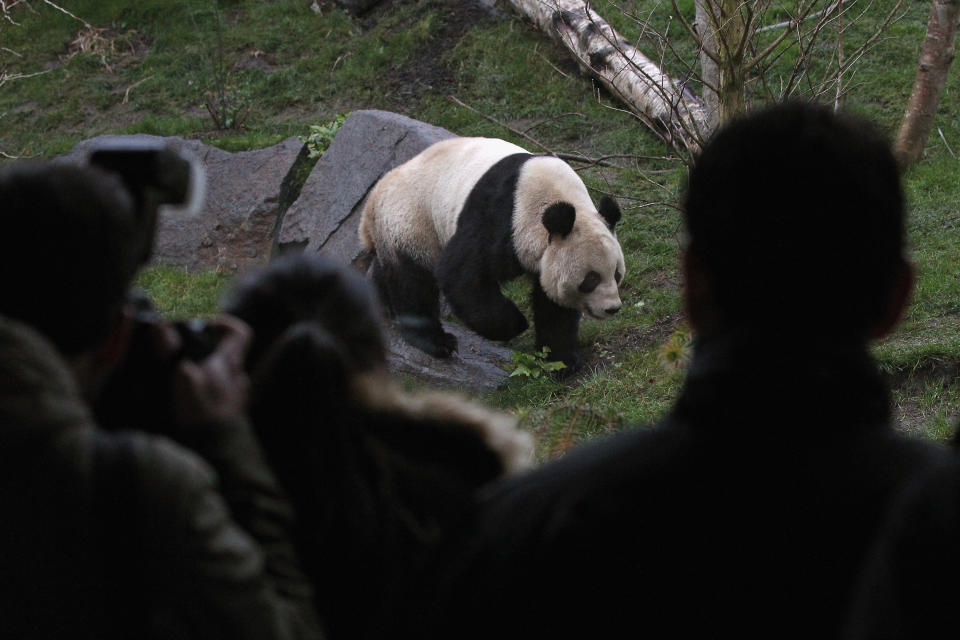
[555,360,578,378]
[400,326,459,359]
[438,331,459,357]
[546,350,579,378]
[504,308,530,340]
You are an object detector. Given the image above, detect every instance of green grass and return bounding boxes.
[3,0,959,454]
[135,264,232,319]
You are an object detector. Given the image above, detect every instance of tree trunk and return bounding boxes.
[704,0,747,125]
[695,0,720,132]
[894,0,959,167]
[505,0,709,153]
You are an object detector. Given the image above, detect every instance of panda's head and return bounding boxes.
[539,195,626,319]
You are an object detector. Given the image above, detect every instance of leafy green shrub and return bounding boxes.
[658,327,693,372]
[302,114,348,159]
[507,347,567,379]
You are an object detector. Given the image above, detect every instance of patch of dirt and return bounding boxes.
[885,359,960,437]
[885,359,960,391]
[647,268,682,291]
[892,397,930,439]
[575,311,684,378]
[235,51,278,73]
[363,0,504,111]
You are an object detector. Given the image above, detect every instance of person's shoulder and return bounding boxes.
[474,419,689,531]
[0,315,86,426]
[496,417,689,492]
[119,430,263,560]
[865,428,953,474]
[129,431,216,487]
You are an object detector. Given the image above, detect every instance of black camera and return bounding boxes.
[94,291,221,433]
[127,291,220,363]
[174,318,221,362]
[84,137,205,269]
[83,139,210,433]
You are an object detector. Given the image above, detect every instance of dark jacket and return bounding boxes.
[416,338,949,639]
[0,316,323,640]
[845,458,960,639]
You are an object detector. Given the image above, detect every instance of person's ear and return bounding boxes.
[869,260,914,340]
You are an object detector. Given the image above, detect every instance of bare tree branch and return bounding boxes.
[447,94,669,170]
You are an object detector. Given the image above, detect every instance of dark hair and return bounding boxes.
[0,162,140,354]
[222,253,386,372]
[683,101,906,339]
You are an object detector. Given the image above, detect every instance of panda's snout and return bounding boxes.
[604,305,621,316]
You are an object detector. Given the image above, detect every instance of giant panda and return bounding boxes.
[358,136,626,370]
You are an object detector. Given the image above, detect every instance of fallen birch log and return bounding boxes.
[505,0,709,152]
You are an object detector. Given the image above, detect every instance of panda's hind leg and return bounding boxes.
[373,253,457,358]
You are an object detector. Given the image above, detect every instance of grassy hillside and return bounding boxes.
[2,0,958,456]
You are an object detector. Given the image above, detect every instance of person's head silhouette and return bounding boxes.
[682,101,912,346]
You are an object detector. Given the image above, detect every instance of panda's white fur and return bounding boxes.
[359,135,626,366]
[361,137,528,264]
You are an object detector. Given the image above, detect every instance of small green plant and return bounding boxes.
[302,114,348,158]
[195,0,251,131]
[658,327,693,372]
[204,83,251,130]
[507,346,567,378]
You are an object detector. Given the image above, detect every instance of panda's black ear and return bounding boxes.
[598,196,621,230]
[542,202,576,239]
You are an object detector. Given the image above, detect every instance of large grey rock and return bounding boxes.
[66,134,303,273]
[278,109,456,265]
[384,322,514,391]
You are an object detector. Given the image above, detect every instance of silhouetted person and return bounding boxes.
[844,458,960,638]
[409,102,949,640]
[0,161,323,639]
[221,254,533,640]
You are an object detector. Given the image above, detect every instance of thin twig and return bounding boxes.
[447,94,664,170]
[532,46,570,78]
[331,51,350,72]
[834,0,844,111]
[756,1,839,33]
[122,74,153,104]
[0,148,35,159]
[447,94,554,153]
[0,67,52,88]
[520,111,585,134]
[40,0,90,28]
[939,128,957,159]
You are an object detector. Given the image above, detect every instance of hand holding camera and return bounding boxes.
[171,314,252,430]
[95,292,252,439]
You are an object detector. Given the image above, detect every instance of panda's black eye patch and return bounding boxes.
[578,271,602,293]
[615,270,622,283]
